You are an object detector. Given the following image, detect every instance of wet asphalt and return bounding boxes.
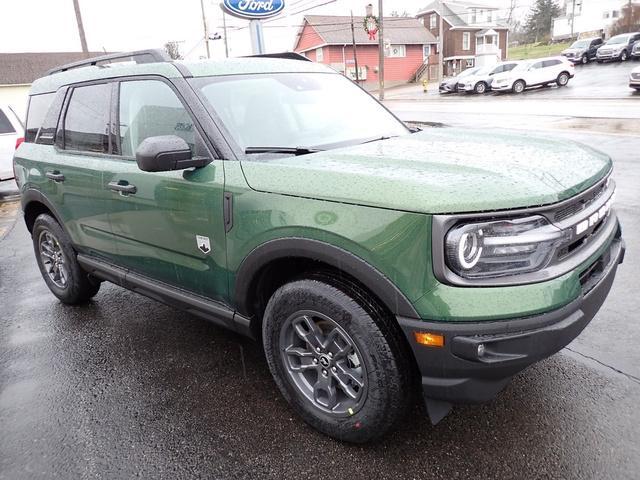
[1,135,640,478]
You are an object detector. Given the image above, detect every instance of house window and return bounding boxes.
[316,47,324,62]
[466,59,475,68]
[487,11,492,22]
[612,10,619,18]
[462,32,471,50]
[430,14,437,29]
[388,45,406,57]
[471,9,476,23]
[603,11,610,19]
[423,45,432,60]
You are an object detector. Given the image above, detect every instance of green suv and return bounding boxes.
[14,50,624,443]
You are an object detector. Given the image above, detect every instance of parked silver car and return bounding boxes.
[457,61,521,94]
[596,32,640,62]
[439,67,480,93]
[0,105,23,181]
[630,66,640,91]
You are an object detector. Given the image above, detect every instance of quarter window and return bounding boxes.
[0,109,15,134]
[118,80,196,157]
[25,93,55,142]
[63,84,111,153]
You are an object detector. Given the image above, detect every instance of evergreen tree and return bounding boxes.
[524,0,561,43]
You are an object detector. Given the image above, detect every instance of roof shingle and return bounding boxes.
[0,52,109,85]
[298,15,437,48]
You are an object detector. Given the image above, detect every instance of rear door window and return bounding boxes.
[542,59,561,68]
[25,93,55,142]
[63,83,111,153]
[0,109,15,134]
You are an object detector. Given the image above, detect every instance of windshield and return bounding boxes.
[607,35,629,45]
[570,40,590,48]
[191,73,409,151]
[458,67,480,79]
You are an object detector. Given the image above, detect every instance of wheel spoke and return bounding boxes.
[58,264,68,285]
[331,367,362,400]
[326,328,353,360]
[313,372,337,409]
[292,315,325,350]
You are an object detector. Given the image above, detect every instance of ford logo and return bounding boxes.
[222,0,285,20]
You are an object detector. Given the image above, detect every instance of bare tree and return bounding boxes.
[609,4,640,36]
[164,41,183,60]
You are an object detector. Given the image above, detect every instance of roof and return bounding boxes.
[296,15,437,50]
[417,1,506,28]
[30,57,334,95]
[0,52,110,85]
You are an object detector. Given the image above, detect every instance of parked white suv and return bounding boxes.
[492,57,575,94]
[0,105,23,181]
[457,61,521,94]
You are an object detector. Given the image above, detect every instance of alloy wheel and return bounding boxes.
[582,55,588,65]
[38,230,68,288]
[279,310,367,416]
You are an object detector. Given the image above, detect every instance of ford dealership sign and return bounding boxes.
[222,0,285,19]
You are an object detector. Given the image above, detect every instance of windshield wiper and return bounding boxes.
[359,135,400,145]
[244,146,323,156]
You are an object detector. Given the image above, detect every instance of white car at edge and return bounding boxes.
[491,57,576,94]
[0,105,23,181]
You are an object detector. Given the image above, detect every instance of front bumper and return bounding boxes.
[398,230,624,406]
[597,51,622,60]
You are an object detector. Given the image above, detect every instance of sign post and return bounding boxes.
[221,0,285,55]
[249,19,266,54]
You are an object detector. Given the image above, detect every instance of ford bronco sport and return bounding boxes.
[14,50,624,443]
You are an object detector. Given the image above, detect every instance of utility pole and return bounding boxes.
[378,0,385,100]
[629,0,633,33]
[201,0,210,59]
[570,0,576,40]
[72,0,88,55]
[438,0,444,82]
[350,11,360,82]
[222,8,229,58]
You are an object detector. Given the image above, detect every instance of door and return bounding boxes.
[52,82,120,261]
[103,78,228,302]
[526,61,546,85]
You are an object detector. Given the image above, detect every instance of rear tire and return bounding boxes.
[32,214,101,304]
[512,80,526,94]
[262,276,412,443]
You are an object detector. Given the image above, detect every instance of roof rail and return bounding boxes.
[246,52,311,62]
[46,49,172,75]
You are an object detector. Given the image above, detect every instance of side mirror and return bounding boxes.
[135,135,208,172]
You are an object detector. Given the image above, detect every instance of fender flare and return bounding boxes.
[21,188,68,234]
[234,237,420,319]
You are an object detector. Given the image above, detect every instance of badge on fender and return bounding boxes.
[196,235,211,254]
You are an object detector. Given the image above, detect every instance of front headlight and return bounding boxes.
[444,216,567,279]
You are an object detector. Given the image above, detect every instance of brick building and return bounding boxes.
[293,15,438,87]
[416,1,509,77]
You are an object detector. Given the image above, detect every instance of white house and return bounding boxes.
[553,0,638,40]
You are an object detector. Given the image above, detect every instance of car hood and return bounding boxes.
[240,129,612,214]
[562,48,585,54]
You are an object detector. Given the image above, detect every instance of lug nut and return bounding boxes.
[328,352,333,358]
[331,366,337,373]
[322,369,328,376]
[313,358,319,364]
[316,347,321,353]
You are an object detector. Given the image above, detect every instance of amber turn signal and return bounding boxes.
[413,332,445,348]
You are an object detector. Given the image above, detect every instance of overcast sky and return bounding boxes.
[1,0,535,59]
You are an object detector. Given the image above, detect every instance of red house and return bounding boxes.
[293,15,438,87]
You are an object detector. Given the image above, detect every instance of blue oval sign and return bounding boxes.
[222,0,285,20]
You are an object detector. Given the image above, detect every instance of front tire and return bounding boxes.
[262,276,412,443]
[581,54,588,65]
[32,214,100,304]
[474,82,487,94]
[620,50,628,62]
[557,72,570,87]
[512,80,526,94]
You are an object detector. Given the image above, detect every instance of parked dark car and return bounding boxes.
[439,67,480,93]
[632,41,640,60]
[597,32,640,62]
[561,37,604,64]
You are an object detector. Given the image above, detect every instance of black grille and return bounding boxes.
[554,181,607,222]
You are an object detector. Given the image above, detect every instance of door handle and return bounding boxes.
[45,170,65,182]
[108,180,137,195]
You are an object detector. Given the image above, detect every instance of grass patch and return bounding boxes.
[508,42,572,60]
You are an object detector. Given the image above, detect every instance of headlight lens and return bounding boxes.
[445,216,567,279]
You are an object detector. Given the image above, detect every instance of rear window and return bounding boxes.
[0,109,15,134]
[63,83,111,153]
[25,93,55,142]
